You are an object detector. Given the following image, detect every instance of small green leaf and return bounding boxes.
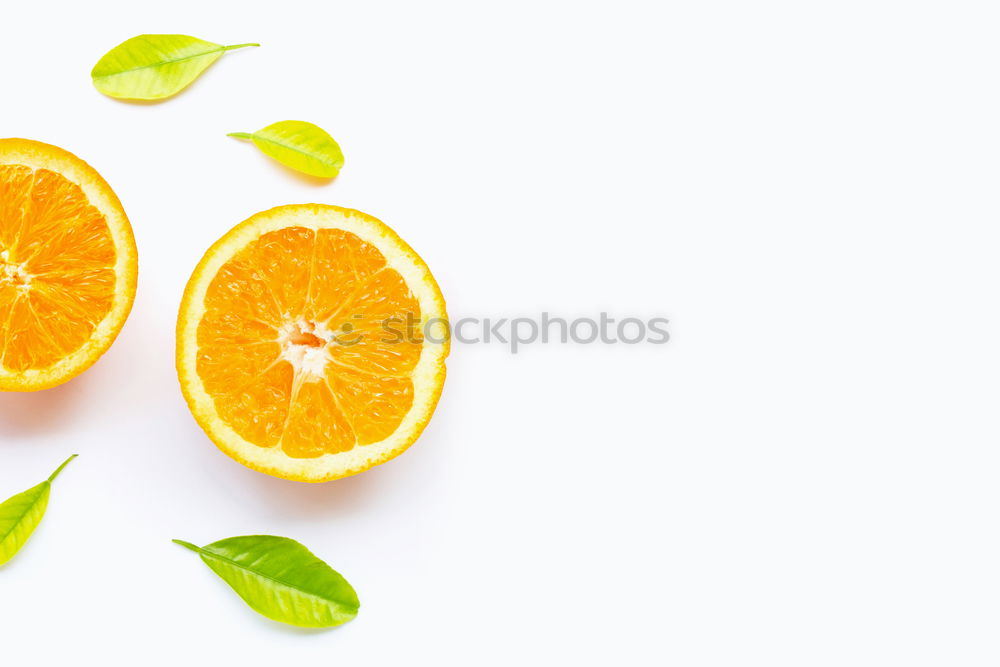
[92,34,259,100]
[173,535,359,628]
[228,121,344,178]
[0,455,77,566]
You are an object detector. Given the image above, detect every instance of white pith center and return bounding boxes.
[0,249,31,291]
[278,319,336,379]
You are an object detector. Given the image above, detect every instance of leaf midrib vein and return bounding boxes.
[94,47,224,78]
[251,134,341,167]
[201,548,349,609]
[0,491,44,548]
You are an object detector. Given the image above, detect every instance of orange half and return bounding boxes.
[177,204,449,482]
[0,138,138,392]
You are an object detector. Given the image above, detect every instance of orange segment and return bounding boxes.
[329,366,414,445]
[281,379,355,458]
[0,139,137,391]
[328,267,425,377]
[177,204,449,482]
[0,165,34,250]
[305,228,387,324]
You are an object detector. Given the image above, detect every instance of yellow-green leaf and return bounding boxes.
[174,535,359,628]
[91,34,259,100]
[228,121,344,178]
[0,455,76,566]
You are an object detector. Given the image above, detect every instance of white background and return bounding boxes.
[2,1,999,664]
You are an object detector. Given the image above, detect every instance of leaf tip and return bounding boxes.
[172,539,203,553]
[48,454,78,482]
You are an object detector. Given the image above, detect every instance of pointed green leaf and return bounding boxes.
[0,455,76,566]
[91,34,259,100]
[228,121,344,178]
[174,535,359,628]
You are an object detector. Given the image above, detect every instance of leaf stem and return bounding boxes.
[48,454,78,483]
[172,539,203,553]
[223,43,260,51]
[227,132,254,141]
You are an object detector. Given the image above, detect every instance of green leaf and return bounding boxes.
[0,455,77,566]
[91,34,259,100]
[173,535,360,628]
[228,121,345,178]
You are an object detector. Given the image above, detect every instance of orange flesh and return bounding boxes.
[0,165,116,372]
[197,227,423,458]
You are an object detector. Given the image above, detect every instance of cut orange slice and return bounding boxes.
[177,204,449,482]
[0,139,138,392]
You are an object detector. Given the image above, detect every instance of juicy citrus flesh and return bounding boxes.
[0,139,137,391]
[177,205,448,482]
[198,227,423,457]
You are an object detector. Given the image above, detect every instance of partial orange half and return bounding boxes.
[177,204,449,482]
[0,139,138,392]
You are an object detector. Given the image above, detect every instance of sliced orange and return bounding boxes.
[177,204,449,482]
[0,139,138,392]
